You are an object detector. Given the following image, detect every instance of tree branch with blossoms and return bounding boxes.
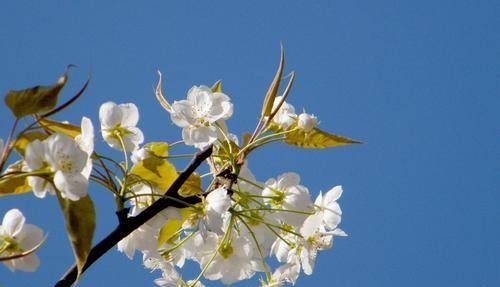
[0,48,360,287]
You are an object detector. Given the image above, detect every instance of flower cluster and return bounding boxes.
[111,86,347,287]
[0,56,358,286]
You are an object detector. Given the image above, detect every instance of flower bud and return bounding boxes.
[297,113,318,132]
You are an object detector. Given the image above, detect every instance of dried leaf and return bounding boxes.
[4,72,68,118]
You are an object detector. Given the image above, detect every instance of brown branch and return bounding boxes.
[54,145,213,287]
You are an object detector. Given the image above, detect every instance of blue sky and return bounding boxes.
[0,1,499,286]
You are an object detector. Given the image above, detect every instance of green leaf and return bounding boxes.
[211,80,223,93]
[39,118,81,138]
[4,72,68,118]
[178,172,202,197]
[283,125,361,149]
[57,194,96,279]
[14,132,48,156]
[261,46,285,118]
[130,157,177,191]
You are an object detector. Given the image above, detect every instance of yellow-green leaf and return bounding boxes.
[178,172,202,197]
[39,118,81,138]
[261,46,285,118]
[130,157,177,191]
[211,80,223,93]
[4,73,68,118]
[14,132,48,156]
[0,176,31,197]
[284,126,361,149]
[0,161,32,196]
[57,194,96,279]
[145,141,169,158]
[158,208,196,246]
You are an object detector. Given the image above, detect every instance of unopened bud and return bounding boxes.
[297,113,318,132]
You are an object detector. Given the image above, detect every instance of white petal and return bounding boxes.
[45,133,88,173]
[170,100,196,128]
[119,103,140,127]
[54,171,88,201]
[300,246,317,275]
[99,101,122,128]
[278,172,301,189]
[2,209,25,237]
[314,191,324,207]
[28,177,54,198]
[122,126,144,151]
[324,185,343,204]
[24,140,46,170]
[76,117,95,156]
[18,224,44,250]
[10,254,40,272]
[206,188,231,214]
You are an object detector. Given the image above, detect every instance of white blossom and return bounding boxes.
[99,102,144,151]
[24,134,89,201]
[200,236,261,285]
[297,112,318,132]
[0,209,43,272]
[314,185,343,230]
[271,96,296,130]
[262,172,313,227]
[169,86,233,149]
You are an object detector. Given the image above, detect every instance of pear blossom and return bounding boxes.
[271,213,346,278]
[0,209,44,272]
[270,96,296,130]
[99,102,144,151]
[168,86,233,149]
[297,112,318,132]
[314,185,343,230]
[200,236,262,285]
[262,172,314,226]
[203,188,232,233]
[24,134,89,201]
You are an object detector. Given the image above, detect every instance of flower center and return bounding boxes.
[0,235,23,254]
[218,242,234,259]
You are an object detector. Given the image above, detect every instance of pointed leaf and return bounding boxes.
[39,118,81,138]
[261,46,285,117]
[284,126,361,148]
[4,72,68,118]
[211,80,223,93]
[130,157,177,191]
[57,194,96,279]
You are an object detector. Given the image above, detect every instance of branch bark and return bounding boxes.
[54,145,213,287]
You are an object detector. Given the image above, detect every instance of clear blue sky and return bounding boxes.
[0,1,498,286]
